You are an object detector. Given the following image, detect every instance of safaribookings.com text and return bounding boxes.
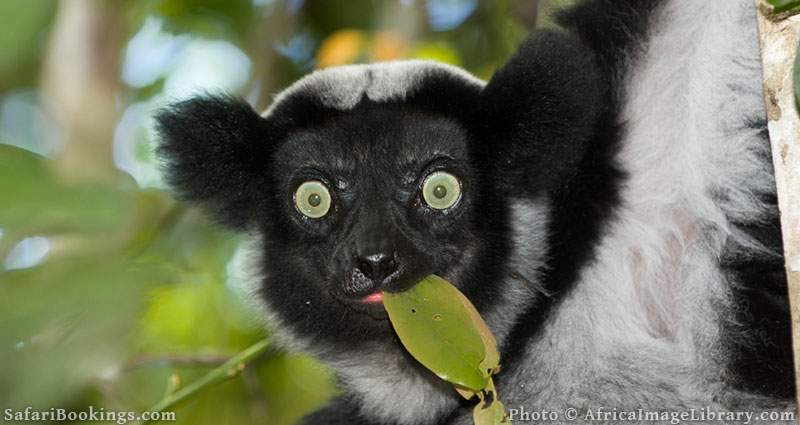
[4,406,175,424]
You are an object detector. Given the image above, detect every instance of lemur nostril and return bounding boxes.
[356,253,398,282]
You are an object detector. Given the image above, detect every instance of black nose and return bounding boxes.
[356,253,398,282]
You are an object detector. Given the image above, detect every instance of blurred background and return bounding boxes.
[0,0,568,423]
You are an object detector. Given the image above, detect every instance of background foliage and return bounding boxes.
[0,1,562,423]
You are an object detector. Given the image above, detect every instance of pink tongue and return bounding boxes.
[362,292,383,304]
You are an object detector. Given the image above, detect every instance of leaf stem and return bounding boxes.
[141,339,270,423]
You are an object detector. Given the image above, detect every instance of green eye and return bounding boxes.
[294,180,331,218]
[422,171,461,210]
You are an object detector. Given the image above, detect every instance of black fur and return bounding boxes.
[299,396,375,425]
[479,31,602,195]
[154,94,272,231]
[556,0,662,81]
[719,120,794,398]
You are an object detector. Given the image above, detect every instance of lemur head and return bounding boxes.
[155,32,600,353]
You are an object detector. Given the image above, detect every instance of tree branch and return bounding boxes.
[140,339,270,424]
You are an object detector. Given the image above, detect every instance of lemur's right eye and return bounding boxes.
[294,180,331,218]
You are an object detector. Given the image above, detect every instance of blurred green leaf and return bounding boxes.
[0,1,57,92]
[143,0,258,43]
[303,0,386,33]
[411,41,462,66]
[137,280,262,353]
[256,353,338,425]
[0,145,132,236]
[0,254,165,409]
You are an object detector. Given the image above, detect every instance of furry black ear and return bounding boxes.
[154,94,270,230]
[480,30,603,195]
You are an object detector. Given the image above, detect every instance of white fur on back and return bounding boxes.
[502,0,792,416]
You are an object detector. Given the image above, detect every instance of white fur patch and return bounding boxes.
[482,199,550,343]
[262,60,484,117]
[235,233,317,354]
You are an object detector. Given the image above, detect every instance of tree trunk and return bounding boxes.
[41,0,124,182]
[754,0,800,407]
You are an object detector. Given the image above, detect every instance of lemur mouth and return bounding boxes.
[337,267,430,317]
[334,290,389,321]
[341,267,404,302]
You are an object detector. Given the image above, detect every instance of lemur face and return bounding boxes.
[265,104,484,326]
[156,53,601,350]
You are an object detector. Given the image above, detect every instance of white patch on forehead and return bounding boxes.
[263,60,485,117]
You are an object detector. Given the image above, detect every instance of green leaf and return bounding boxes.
[382,275,488,391]
[384,275,514,424]
[453,284,500,378]
[766,0,800,13]
[0,254,160,409]
[0,145,132,235]
[0,1,56,91]
[473,379,510,425]
[256,353,339,425]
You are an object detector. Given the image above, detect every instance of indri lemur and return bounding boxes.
[155,0,796,423]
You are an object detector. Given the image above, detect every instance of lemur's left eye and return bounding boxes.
[294,180,331,218]
[422,171,461,210]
